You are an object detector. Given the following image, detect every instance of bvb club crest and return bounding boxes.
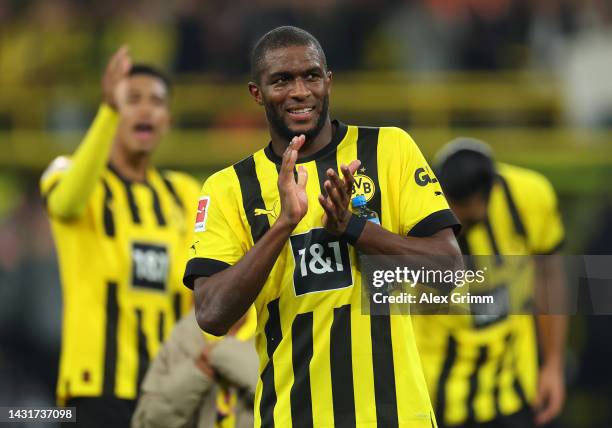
[351,171,376,202]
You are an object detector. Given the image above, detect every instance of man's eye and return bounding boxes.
[151,96,166,106]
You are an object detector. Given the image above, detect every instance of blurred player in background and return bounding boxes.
[40,46,199,427]
[183,26,461,427]
[131,308,258,428]
[413,139,567,428]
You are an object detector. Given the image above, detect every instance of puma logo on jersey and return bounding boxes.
[254,207,274,216]
[254,200,279,219]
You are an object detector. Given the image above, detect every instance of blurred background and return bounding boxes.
[0,0,611,426]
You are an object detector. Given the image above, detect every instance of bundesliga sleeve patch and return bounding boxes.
[42,156,71,181]
[195,196,210,232]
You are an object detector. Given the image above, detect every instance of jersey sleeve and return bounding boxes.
[40,155,71,198]
[396,128,461,237]
[40,104,118,220]
[522,174,565,254]
[183,172,249,289]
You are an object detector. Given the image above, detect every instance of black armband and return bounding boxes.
[342,214,367,245]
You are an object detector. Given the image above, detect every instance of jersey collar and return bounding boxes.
[108,162,156,185]
[263,120,348,164]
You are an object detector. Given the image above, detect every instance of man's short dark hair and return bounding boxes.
[128,64,171,92]
[434,138,496,202]
[250,26,327,82]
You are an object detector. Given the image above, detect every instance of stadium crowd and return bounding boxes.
[0,0,611,83]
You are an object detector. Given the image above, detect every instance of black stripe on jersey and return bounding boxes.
[173,293,182,323]
[102,180,115,237]
[135,309,150,391]
[483,217,503,266]
[358,126,399,427]
[158,311,165,342]
[435,335,458,427]
[370,315,398,428]
[272,162,297,188]
[513,380,529,411]
[466,345,489,423]
[290,312,314,428]
[102,282,119,395]
[109,165,141,224]
[161,174,184,210]
[260,298,282,428]
[183,258,231,288]
[125,184,141,223]
[330,305,356,428]
[357,127,381,215]
[315,151,338,196]
[145,182,166,226]
[457,234,471,255]
[407,209,461,237]
[234,155,270,243]
[496,175,527,238]
[509,334,529,410]
[493,333,513,417]
[513,377,529,411]
[457,235,477,272]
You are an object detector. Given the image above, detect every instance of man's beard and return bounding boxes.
[264,96,329,144]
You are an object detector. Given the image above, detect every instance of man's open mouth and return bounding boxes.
[133,123,155,140]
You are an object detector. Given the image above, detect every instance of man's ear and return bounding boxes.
[248,82,263,106]
[326,70,333,94]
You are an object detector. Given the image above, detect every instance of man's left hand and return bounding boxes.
[318,160,361,235]
[535,361,565,425]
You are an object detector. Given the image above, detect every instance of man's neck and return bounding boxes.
[270,118,334,159]
[109,142,150,182]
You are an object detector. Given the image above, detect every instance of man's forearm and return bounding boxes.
[537,315,567,367]
[355,221,461,257]
[194,220,294,335]
[47,104,118,219]
[536,255,567,367]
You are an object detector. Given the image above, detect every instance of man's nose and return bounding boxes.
[289,78,311,98]
[136,103,154,117]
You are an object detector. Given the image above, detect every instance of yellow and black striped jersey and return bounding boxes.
[184,121,460,428]
[413,163,564,426]
[41,160,199,403]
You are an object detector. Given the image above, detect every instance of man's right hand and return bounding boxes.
[102,45,132,110]
[195,345,216,379]
[277,135,308,229]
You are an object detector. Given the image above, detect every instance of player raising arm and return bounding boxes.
[41,47,198,428]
